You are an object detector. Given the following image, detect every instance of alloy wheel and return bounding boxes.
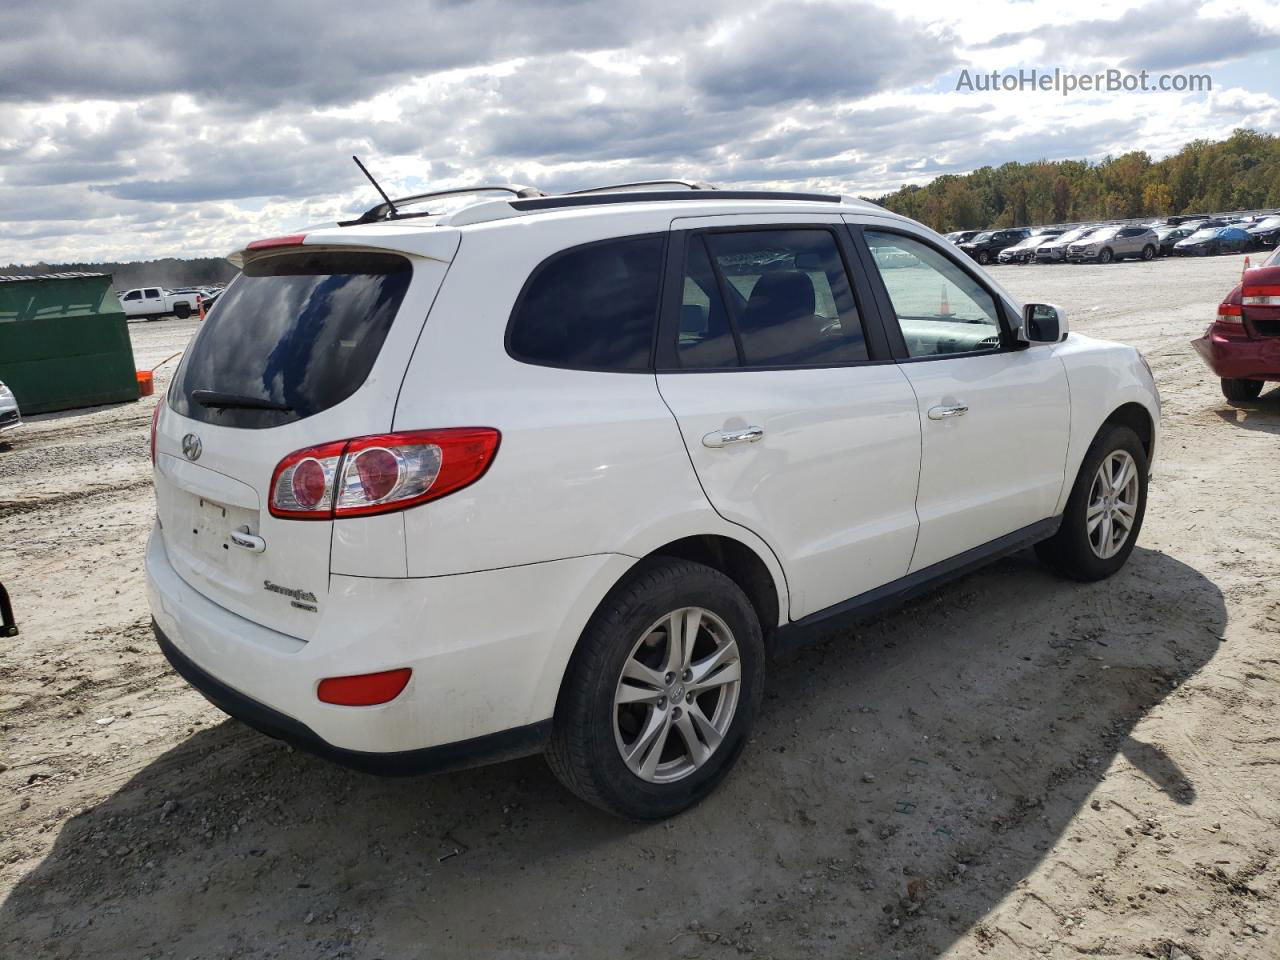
[612,607,742,783]
[1087,450,1139,559]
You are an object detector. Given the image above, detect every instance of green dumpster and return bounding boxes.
[0,273,139,414]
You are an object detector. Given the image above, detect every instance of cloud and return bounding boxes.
[0,0,1274,263]
[690,1,957,105]
[0,0,732,107]
[978,1,1280,71]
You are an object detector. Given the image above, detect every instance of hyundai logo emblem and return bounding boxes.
[181,433,203,461]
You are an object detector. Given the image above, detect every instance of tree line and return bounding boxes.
[0,257,238,291]
[874,128,1280,232]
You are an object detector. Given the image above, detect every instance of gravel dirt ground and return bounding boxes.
[1,253,1277,960]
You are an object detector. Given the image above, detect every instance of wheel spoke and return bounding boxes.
[625,707,673,778]
[662,609,700,676]
[621,658,665,690]
[1114,457,1134,494]
[616,678,665,706]
[688,641,741,693]
[673,706,717,768]
[1113,499,1137,529]
[1098,515,1113,557]
[680,608,701,671]
[1086,500,1106,533]
[688,701,723,751]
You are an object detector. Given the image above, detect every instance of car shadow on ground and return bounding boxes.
[1213,389,1280,434]
[1,545,1224,958]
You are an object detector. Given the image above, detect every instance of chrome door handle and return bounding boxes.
[928,403,969,420]
[702,426,765,448]
[229,527,266,553]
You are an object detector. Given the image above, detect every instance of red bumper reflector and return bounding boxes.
[318,668,412,706]
[246,234,307,251]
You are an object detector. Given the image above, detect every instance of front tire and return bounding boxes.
[547,558,765,820]
[977,251,991,265]
[1036,424,1148,582]
[1221,378,1264,403]
[1098,247,1114,264]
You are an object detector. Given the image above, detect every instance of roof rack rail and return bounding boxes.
[509,189,843,213]
[564,179,717,195]
[341,184,548,226]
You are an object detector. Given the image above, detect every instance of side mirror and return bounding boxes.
[1021,303,1068,344]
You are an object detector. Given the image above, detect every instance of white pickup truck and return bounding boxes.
[118,287,202,319]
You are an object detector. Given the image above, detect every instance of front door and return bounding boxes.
[656,216,921,620]
[857,225,1071,572]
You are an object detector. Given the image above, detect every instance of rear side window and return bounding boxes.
[677,229,868,368]
[507,235,665,372]
[169,251,411,429]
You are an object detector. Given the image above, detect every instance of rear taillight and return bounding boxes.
[1217,302,1243,324]
[268,440,347,519]
[150,400,162,464]
[1242,283,1280,305]
[268,428,500,520]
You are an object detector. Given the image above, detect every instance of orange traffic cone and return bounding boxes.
[196,294,206,321]
[1242,255,1251,279]
[939,285,953,317]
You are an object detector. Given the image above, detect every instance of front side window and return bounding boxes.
[676,229,868,368]
[864,231,1003,359]
[122,290,141,301]
[508,235,665,372]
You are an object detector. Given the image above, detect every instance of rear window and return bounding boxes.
[169,252,411,429]
[506,235,665,372]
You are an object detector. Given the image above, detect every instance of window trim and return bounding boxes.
[850,223,1023,365]
[655,222,896,373]
[503,231,670,375]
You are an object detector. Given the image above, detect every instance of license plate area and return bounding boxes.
[168,491,260,579]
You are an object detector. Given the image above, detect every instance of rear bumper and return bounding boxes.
[1191,327,1280,381]
[146,524,634,760]
[0,405,20,432]
[154,622,550,775]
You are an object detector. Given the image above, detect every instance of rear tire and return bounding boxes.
[1221,378,1264,403]
[1036,424,1148,582]
[547,558,765,820]
[1141,245,1155,261]
[174,303,191,319]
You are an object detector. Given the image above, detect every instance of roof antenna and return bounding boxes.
[352,155,398,218]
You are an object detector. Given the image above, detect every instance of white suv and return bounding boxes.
[147,184,1160,819]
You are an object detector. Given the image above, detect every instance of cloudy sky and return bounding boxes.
[2,0,1279,264]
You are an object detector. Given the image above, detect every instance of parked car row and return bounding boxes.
[947,211,1280,265]
[118,284,224,320]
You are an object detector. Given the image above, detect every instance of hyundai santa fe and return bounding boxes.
[148,183,1161,820]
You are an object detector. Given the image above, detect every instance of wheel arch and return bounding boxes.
[532,531,788,729]
[1102,401,1154,462]
[638,535,782,644]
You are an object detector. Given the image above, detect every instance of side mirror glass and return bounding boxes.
[1022,303,1068,343]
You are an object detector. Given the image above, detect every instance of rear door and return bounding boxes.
[854,223,1070,572]
[153,243,454,639]
[655,216,921,620]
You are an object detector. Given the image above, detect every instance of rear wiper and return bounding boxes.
[191,389,293,412]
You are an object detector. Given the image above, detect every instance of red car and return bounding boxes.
[1192,252,1280,402]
